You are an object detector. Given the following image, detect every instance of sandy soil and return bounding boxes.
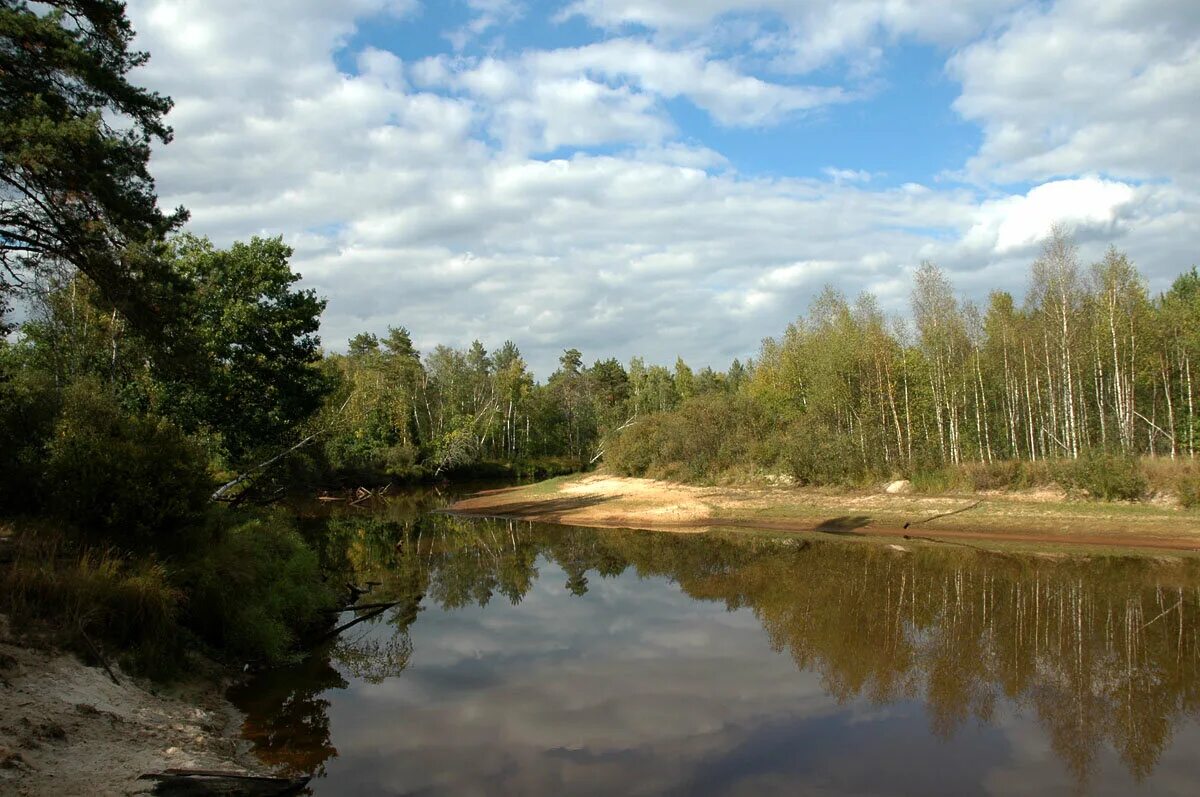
[449,474,1200,552]
[0,616,261,796]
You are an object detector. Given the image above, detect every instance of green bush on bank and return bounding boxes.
[606,394,768,482]
[1055,452,1147,501]
[178,513,337,665]
[1180,475,1200,509]
[0,367,60,514]
[44,380,211,550]
[3,512,340,673]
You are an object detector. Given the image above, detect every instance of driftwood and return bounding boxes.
[211,395,353,503]
[903,500,983,529]
[140,768,310,796]
[211,432,323,502]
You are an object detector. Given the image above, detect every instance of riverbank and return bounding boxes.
[449,474,1200,553]
[0,615,263,796]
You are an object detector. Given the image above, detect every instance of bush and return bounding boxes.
[605,394,767,482]
[605,414,666,477]
[44,379,211,549]
[0,366,60,514]
[179,514,337,664]
[778,419,867,487]
[1057,452,1146,501]
[1178,474,1200,509]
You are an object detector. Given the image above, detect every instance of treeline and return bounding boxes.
[607,231,1200,502]
[318,329,747,481]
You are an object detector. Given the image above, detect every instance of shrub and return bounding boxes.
[179,514,337,664]
[1178,474,1200,509]
[778,419,866,486]
[605,414,666,477]
[605,394,767,483]
[0,367,60,513]
[909,466,968,494]
[1057,452,1146,501]
[44,379,211,550]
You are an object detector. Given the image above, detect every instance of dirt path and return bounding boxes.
[0,616,263,796]
[449,475,1200,553]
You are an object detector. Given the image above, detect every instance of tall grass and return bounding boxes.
[1,531,183,674]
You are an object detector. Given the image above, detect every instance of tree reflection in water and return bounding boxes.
[234,503,1200,790]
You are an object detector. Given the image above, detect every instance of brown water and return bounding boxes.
[231,494,1200,795]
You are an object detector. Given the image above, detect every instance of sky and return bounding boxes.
[124,0,1200,378]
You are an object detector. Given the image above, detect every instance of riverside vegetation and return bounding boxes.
[1,0,1199,703]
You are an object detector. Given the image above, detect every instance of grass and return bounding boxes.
[1,528,184,675]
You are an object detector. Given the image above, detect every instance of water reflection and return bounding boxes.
[234,500,1200,795]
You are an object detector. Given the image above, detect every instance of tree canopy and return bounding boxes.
[0,0,187,334]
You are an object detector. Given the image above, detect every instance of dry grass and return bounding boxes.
[1,530,182,673]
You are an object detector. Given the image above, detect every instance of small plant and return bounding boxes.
[1,532,184,675]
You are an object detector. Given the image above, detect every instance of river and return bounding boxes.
[230,489,1200,795]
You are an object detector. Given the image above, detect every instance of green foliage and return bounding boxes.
[1057,453,1147,501]
[909,460,1057,493]
[179,515,336,664]
[0,352,60,513]
[779,419,868,486]
[1179,475,1200,510]
[44,379,210,548]
[164,234,330,461]
[0,0,188,337]
[605,394,765,482]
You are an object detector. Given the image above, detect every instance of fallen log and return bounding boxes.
[903,500,983,529]
[140,768,310,796]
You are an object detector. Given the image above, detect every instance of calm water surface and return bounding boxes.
[231,492,1200,795]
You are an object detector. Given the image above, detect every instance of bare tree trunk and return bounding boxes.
[1023,342,1037,462]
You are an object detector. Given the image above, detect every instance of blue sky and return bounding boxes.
[334,2,980,186]
[127,0,1200,377]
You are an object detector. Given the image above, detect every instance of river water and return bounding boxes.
[231,490,1200,795]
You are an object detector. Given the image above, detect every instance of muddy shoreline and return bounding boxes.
[448,475,1200,553]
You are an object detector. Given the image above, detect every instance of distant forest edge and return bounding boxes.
[298,227,1200,506]
[5,229,1200,506]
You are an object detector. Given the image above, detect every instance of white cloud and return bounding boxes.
[122,0,1200,377]
[963,177,1138,253]
[949,0,1200,185]
[414,38,849,154]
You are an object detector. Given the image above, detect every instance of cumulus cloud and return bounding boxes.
[963,177,1138,253]
[122,0,1200,377]
[950,0,1200,185]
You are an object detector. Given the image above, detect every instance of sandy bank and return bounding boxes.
[0,616,262,796]
[449,474,1200,553]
